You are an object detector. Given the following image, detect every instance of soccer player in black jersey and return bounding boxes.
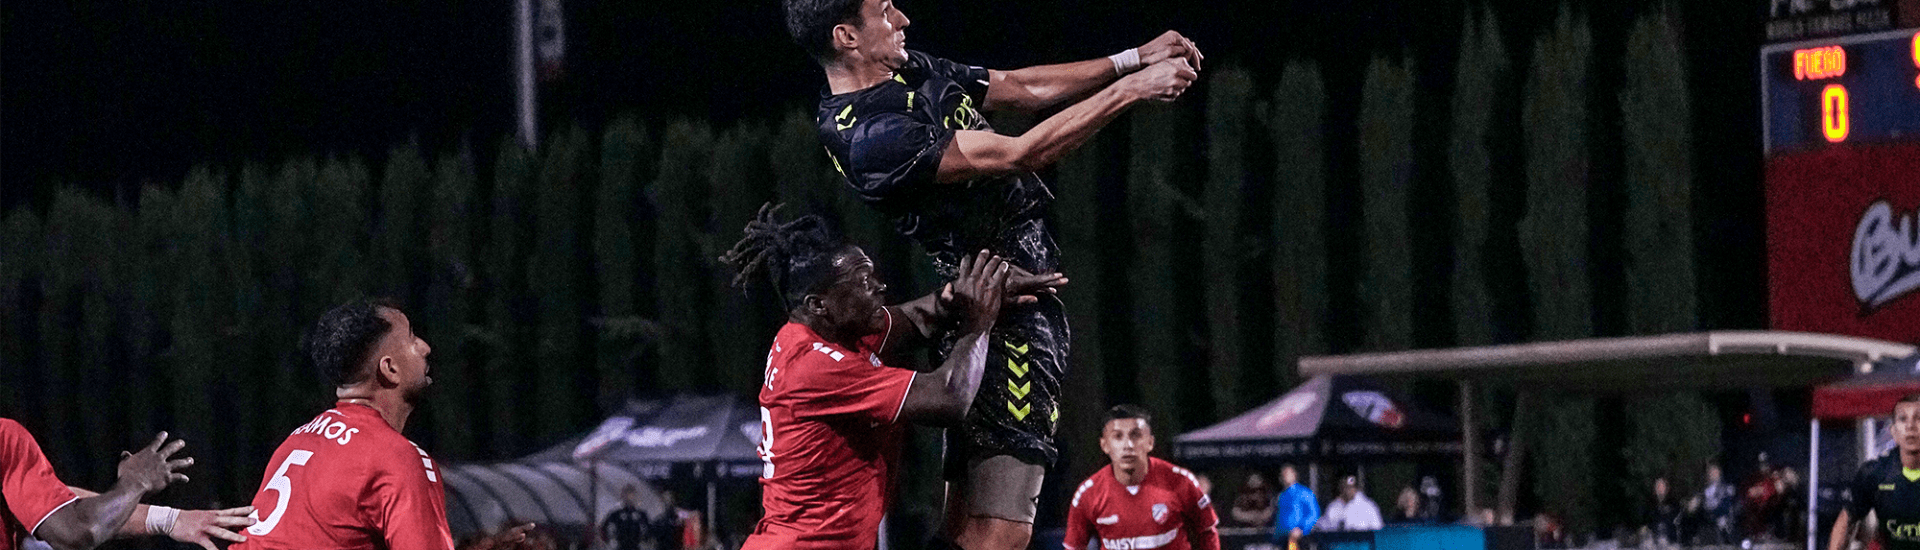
[1831,394,1920,550]
[779,0,1200,548]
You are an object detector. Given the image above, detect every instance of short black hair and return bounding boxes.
[1899,393,1920,407]
[720,203,852,310]
[1107,404,1152,425]
[782,0,866,61]
[302,298,399,387]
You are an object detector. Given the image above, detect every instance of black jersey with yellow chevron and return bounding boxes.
[814,50,1069,468]
[1847,454,1920,549]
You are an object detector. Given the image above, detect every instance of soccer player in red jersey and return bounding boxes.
[230,300,531,550]
[2,421,254,550]
[720,206,1063,550]
[1065,405,1220,550]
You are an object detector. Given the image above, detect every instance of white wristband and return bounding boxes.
[1108,48,1141,76]
[145,506,180,536]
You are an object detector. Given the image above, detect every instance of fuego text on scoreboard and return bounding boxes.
[1761,29,1920,152]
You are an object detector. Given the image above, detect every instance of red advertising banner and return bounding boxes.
[1767,141,1920,343]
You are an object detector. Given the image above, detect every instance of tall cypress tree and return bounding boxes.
[1359,55,1417,352]
[707,127,775,392]
[425,151,482,458]
[595,116,652,407]
[652,121,715,391]
[1621,6,1696,335]
[487,138,536,454]
[531,127,593,437]
[1128,106,1182,427]
[1269,59,1331,380]
[1054,133,1111,481]
[1203,68,1253,413]
[1450,7,1508,347]
[0,209,41,415]
[169,169,232,503]
[1520,7,1595,341]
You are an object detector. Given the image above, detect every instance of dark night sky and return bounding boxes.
[0,0,1773,327]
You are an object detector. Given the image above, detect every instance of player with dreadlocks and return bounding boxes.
[723,205,1063,550]
[780,0,1201,545]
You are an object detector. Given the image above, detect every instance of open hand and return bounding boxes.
[170,507,256,550]
[1003,264,1066,305]
[116,432,192,495]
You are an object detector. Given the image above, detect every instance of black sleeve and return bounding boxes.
[1846,459,1879,519]
[911,50,990,101]
[846,111,954,199]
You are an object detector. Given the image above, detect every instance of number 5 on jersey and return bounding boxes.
[247,449,314,536]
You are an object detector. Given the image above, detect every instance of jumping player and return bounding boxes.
[229,300,531,550]
[1064,405,1220,550]
[721,206,1063,549]
[778,0,1201,545]
[2,422,254,550]
[1831,393,1920,550]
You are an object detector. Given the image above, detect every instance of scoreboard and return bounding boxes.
[1763,28,1920,343]
[1762,29,1920,151]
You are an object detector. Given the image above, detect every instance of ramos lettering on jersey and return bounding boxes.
[1764,29,1920,342]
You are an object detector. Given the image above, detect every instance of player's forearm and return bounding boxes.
[1829,510,1852,550]
[986,59,1116,113]
[1008,85,1138,171]
[922,330,991,424]
[38,487,145,550]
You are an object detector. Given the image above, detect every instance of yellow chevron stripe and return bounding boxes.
[1005,341,1029,356]
[1008,401,1032,420]
[1007,358,1029,377]
[1008,380,1031,398]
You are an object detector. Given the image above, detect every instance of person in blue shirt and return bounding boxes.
[1272,464,1320,546]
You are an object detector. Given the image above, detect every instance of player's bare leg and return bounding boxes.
[945,454,1044,550]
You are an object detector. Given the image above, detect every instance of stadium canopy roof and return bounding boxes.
[1298,331,1915,392]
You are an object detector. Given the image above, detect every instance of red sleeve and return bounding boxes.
[1174,466,1221,550]
[0,419,78,537]
[1063,477,1096,550]
[367,444,453,550]
[785,345,914,425]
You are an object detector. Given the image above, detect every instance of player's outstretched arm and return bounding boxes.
[899,250,1008,426]
[67,486,255,550]
[984,31,1205,113]
[939,59,1196,183]
[36,433,191,550]
[1828,509,1854,550]
[879,264,1066,358]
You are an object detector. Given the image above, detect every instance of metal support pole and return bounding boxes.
[1461,379,1480,521]
[514,0,538,150]
[1809,418,1820,550]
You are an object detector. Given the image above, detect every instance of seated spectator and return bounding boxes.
[1318,476,1383,532]
[1390,486,1424,524]
[1230,473,1277,526]
[1696,463,1736,545]
[1639,477,1681,547]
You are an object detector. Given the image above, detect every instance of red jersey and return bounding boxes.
[742,322,915,550]
[1,419,78,550]
[231,403,452,550]
[1065,457,1221,550]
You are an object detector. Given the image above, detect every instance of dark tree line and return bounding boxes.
[0,4,1715,539]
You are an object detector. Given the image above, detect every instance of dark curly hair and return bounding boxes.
[782,0,866,62]
[719,203,851,311]
[301,298,398,386]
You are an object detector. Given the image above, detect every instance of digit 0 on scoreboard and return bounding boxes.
[1762,29,1920,152]
[1821,84,1849,142]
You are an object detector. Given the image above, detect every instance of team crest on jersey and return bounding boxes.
[1152,503,1169,523]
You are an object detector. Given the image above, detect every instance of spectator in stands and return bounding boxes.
[1415,476,1444,522]
[1743,453,1780,541]
[655,490,684,550]
[1270,464,1318,547]
[1317,476,1382,532]
[1390,487,1423,524]
[1775,466,1804,542]
[1230,473,1277,526]
[599,486,651,550]
[1639,476,1681,547]
[1697,463,1736,545]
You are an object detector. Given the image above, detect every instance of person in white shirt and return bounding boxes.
[1319,476,1384,532]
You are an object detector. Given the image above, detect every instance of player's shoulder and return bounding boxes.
[1073,467,1113,507]
[1152,458,1204,489]
[1861,454,1902,479]
[0,417,26,438]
